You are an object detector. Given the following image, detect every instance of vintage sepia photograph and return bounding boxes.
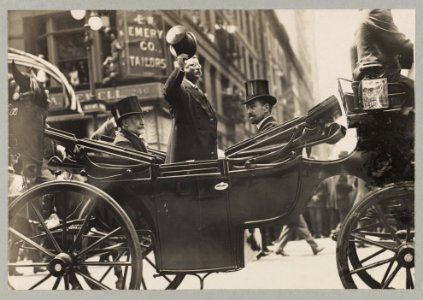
[7,8,415,290]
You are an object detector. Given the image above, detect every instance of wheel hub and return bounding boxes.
[48,253,73,277]
[397,244,414,268]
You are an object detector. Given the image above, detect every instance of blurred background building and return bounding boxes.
[8,10,319,151]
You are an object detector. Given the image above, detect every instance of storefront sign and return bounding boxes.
[119,11,168,77]
[49,82,164,111]
[81,99,107,114]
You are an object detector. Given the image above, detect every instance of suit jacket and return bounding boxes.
[257,115,278,134]
[113,129,147,153]
[163,68,218,163]
[351,9,414,81]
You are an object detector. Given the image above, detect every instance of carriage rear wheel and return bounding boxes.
[8,181,142,290]
[78,199,186,289]
[336,182,414,289]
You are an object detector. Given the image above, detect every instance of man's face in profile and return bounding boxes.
[246,99,270,125]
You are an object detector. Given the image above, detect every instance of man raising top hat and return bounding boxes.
[163,26,217,163]
[111,96,147,152]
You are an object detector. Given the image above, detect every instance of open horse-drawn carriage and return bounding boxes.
[8,50,414,289]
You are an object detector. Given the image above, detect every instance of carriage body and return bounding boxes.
[39,95,365,274]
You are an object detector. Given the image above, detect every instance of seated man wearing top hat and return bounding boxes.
[111,96,147,152]
[242,80,324,258]
[242,80,278,258]
[163,26,217,163]
[242,80,278,134]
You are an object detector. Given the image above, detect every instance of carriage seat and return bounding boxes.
[225,95,345,169]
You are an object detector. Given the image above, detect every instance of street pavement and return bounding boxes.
[177,237,344,289]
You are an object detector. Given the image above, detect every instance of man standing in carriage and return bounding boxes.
[163,26,218,163]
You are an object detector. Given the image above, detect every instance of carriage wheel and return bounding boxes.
[78,200,186,289]
[8,181,142,290]
[336,182,414,289]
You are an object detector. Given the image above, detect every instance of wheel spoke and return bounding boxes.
[352,221,381,233]
[69,198,96,253]
[29,202,62,253]
[381,264,402,289]
[29,273,52,290]
[406,224,412,243]
[76,227,122,258]
[372,205,402,244]
[99,250,125,283]
[82,242,126,260]
[75,269,111,290]
[360,248,387,264]
[141,278,147,290]
[80,261,132,267]
[52,276,62,290]
[381,259,394,285]
[349,257,394,275]
[350,233,396,251]
[144,255,156,269]
[60,192,68,251]
[406,267,414,289]
[64,274,70,290]
[121,251,130,290]
[9,227,55,257]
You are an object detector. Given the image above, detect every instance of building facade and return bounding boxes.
[8,10,318,151]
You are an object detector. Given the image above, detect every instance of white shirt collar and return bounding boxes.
[256,115,272,130]
[184,78,198,88]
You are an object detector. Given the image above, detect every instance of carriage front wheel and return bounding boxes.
[8,181,142,290]
[336,182,414,289]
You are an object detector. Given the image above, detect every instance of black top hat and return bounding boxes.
[242,80,277,106]
[112,96,143,126]
[166,25,197,58]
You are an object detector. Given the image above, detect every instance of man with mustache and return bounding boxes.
[242,80,324,257]
[163,54,217,163]
[112,96,147,152]
[242,80,278,258]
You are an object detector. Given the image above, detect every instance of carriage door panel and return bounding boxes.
[155,176,234,271]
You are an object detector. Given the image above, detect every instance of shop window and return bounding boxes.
[55,32,89,86]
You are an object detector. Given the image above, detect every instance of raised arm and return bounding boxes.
[163,54,189,106]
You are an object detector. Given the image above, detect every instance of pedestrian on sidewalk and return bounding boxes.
[275,214,324,256]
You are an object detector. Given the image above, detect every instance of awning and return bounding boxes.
[8,47,83,114]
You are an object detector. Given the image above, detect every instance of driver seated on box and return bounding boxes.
[111,96,148,153]
[350,9,414,103]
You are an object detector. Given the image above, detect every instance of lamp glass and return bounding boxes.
[227,25,237,34]
[88,15,103,31]
[70,10,86,20]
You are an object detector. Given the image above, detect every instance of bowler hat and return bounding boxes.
[242,80,277,106]
[112,96,143,126]
[166,25,197,58]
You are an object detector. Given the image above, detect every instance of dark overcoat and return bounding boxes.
[113,129,147,153]
[351,9,414,81]
[257,115,278,134]
[163,68,217,163]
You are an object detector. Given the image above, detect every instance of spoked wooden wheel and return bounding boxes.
[8,181,142,290]
[336,182,414,289]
